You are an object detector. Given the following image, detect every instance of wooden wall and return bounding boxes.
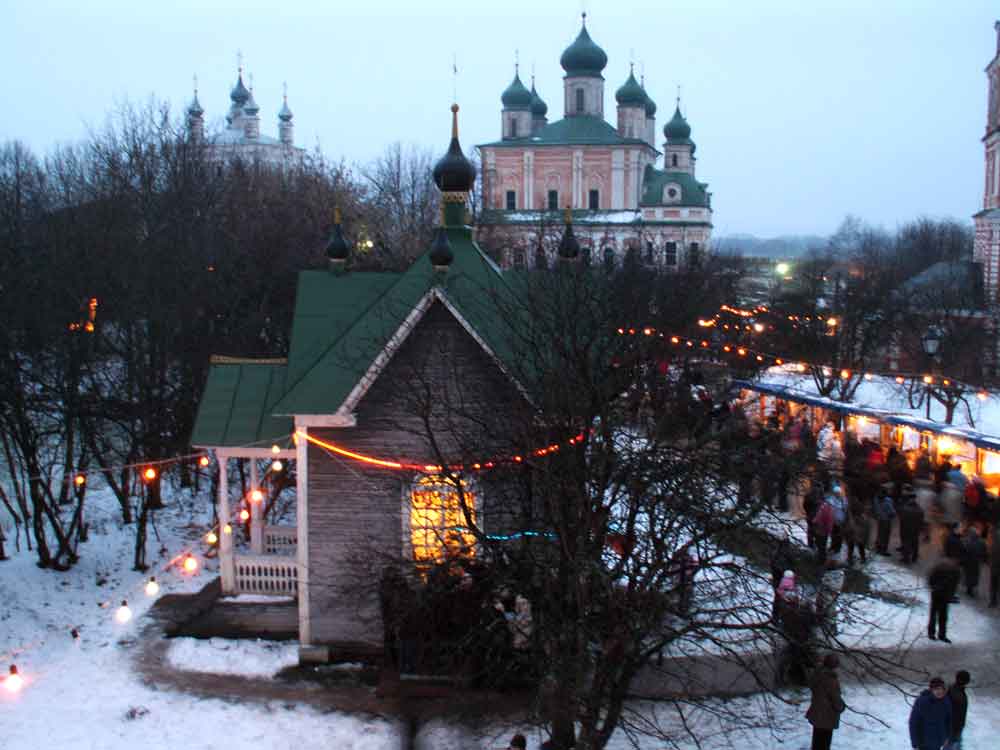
[306,300,530,651]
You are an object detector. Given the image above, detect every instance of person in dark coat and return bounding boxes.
[873,487,896,555]
[943,524,964,561]
[991,522,1000,608]
[886,446,912,502]
[927,558,961,643]
[803,475,824,549]
[947,670,970,749]
[898,494,924,564]
[960,526,987,598]
[843,499,870,566]
[908,676,953,750]
[805,653,846,750]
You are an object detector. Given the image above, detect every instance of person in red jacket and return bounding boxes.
[812,496,835,567]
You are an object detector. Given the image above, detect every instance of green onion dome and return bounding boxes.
[230,72,250,105]
[432,104,477,193]
[243,91,260,116]
[559,19,608,77]
[644,89,657,117]
[663,105,692,141]
[326,208,350,262]
[187,93,204,117]
[615,70,646,107]
[530,83,548,117]
[501,73,533,109]
[429,226,453,268]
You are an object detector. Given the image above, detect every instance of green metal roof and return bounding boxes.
[271,225,518,416]
[615,71,646,107]
[560,23,608,77]
[479,116,652,148]
[640,166,711,208]
[191,359,294,448]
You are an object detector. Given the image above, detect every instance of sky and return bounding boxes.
[1,0,997,237]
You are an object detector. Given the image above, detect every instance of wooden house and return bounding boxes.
[191,106,539,662]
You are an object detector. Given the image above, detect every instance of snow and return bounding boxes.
[418,684,1000,749]
[753,365,1000,437]
[165,637,299,677]
[5,481,1000,750]
[0,486,400,750]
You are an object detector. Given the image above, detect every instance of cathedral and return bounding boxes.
[185,65,303,164]
[476,15,713,270]
[974,22,1000,303]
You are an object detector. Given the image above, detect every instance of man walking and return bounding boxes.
[947,670,970,749]
[899,493,924,565]
[805,653,846,750]
[873,486,896,556]
[927,557,961,643]
[908,676,952,750]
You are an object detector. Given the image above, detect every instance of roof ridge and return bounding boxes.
[210,355,288,365]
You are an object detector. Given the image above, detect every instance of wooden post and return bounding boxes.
[218,453,236,593]
[250,459,264,554]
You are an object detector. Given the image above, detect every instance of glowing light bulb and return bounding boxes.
[183,555,198,574]
[840,370,850,379]
[115,601,132,624]
[74,474,86,487]
[753,323,764,333]
[271,460,283,472]
[143,467,157,481]
[250,489,263,503]
[923,375,933,385]
[978,392,988,401]
[4,665,23,693]
[826,317,838,327]
[271,444,281,455]
[145,577,159,597]
[239,509,250,522]
[223,523,233,535]
[205,531,218,545]
[199,456,210,468]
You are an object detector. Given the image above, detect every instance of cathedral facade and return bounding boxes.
[186,67,303,165]
[476,16,712,270]
[974,22,1000,304]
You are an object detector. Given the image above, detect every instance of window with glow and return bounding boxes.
[409,476,477,564]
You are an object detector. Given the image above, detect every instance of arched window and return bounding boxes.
[671,154,678,167]
[409,476,477,565]
[645,241,654,264]
[510,118,518,138]
[688,242,701,268]
[576,88,585,113]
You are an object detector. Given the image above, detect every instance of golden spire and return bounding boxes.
[334,205,342,224]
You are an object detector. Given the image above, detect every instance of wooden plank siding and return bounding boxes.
[305,300,531,652]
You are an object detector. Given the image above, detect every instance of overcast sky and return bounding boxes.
[2,0,997,237]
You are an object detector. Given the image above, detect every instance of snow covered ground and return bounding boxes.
[0,486,399,750]
[4,484,1000,749]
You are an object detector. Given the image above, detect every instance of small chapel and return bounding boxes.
[476,14,713,271]
[191,105,536,662]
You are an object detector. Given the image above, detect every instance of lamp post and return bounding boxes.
[921,326,943,420]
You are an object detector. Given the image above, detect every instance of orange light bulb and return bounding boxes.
[143,467,157,481]
[199,456,210,468]
[239,509,250,522]
[183,555,198,573]
[4,665,23,693]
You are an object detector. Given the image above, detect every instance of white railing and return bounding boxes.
[263,525,297,556]
[233,554,298,595]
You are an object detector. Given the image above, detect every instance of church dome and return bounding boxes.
[663,105,692,141]
[530,83,548,117]
[432,104,477,193]
[501,73,533,110]
[187,93,204,117]
[230,73,250,105]
[644,89,657,117]
[615,71,646,107]
[560,19,608,77]
[243,91,260,116]
[326,209,350,262]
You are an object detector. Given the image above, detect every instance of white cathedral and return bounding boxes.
[186,66,304,164]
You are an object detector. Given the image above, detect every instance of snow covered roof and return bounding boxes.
[737,366,1000,450]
